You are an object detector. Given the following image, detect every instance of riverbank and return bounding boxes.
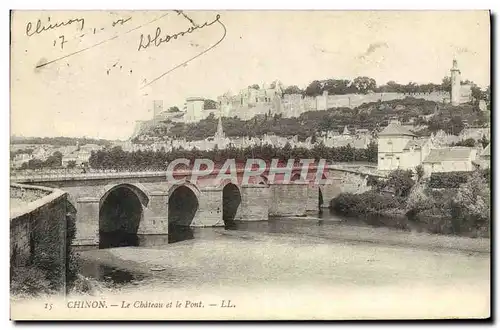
[330,169,491,238]
[11,218,490,320]
[76,218,490,287]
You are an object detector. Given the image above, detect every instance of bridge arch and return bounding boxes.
[168,182,200,228]
[98,183,149,249]
[222,182,242,226]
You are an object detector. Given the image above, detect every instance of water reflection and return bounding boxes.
[168,225,194,243]
[79,260,146,286]
[78,209,487,290]
[99,231,139,249]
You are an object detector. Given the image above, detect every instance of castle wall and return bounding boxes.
[281,91,449,119]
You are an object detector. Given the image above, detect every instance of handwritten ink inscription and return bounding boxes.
[26,17,85,37]
[22,11,226,88]
[137,14,221,51]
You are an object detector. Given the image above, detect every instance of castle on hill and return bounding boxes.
[133,59,473,137]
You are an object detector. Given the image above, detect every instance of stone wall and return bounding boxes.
[192,188,223,227]
[268,183,308,216]
[331,170,371,194]
[10,183,70,293]
[235,185,269,221]
[282,91,450,118]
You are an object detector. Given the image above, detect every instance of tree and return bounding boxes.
[283,85,303,95]
[453,138,476,147]
[480,135,489,149]
[27,159,44,170]
[415,165,425,182]
[168,106,180,112]
[352,76,377,94]
[451,171,490,234]
[471,84,482,105]
[44,151,63,168]
[366,141,378,163]
[67,160,77,169]
[441,76,451,92]
[305,80,323,96]
[449,116,465,135]
[385,169,415,198]
[203,99,218,110]
[248,84,260,90]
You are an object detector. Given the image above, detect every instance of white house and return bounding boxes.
[422,147,478,175]
[377,120,481,176]
[377,120,431,171]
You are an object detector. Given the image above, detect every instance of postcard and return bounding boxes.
[10,10,491,320]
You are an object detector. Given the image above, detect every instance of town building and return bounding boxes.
[377,120,430,171]
[377,120,481,176]
[422,148,478,174]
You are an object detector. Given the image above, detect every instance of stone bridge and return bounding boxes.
[10,165,383,248]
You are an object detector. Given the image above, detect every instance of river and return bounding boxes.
[74,211,490,319]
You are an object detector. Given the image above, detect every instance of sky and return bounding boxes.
[10,10,490,140]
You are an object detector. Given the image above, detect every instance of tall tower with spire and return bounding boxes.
[215,109,226,149]
[216,114,225,139]
[450,59,462,106]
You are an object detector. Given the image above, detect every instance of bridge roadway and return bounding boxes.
[10,165,382,248]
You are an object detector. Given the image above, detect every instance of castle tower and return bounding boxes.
[450,59,461,106]
[184,97,205,123]
[152,100,163,125]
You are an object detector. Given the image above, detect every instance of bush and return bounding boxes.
[429,172,471,188]
[330,191,403,216]
[11,266,53,296]
[450,171,490,235]
[429,170,490,189]
[385,169,415,197]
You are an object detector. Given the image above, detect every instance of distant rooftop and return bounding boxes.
[379,121,417,137]
[423,147,475,163]
[403,139,428,150]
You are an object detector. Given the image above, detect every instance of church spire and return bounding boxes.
[216,109,224,139]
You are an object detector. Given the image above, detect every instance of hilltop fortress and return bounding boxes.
[136,59,473,133]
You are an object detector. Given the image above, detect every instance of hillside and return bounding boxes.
[133,97,489,143]
[10,136,114,147]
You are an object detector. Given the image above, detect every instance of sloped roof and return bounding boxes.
[379,122,416,137]
[403,139,428,151]
[423,148,475,163]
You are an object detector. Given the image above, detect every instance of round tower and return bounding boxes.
[185,97,205,123]
[450,59,461,106]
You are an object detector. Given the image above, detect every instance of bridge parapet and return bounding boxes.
[10,170,168,183]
